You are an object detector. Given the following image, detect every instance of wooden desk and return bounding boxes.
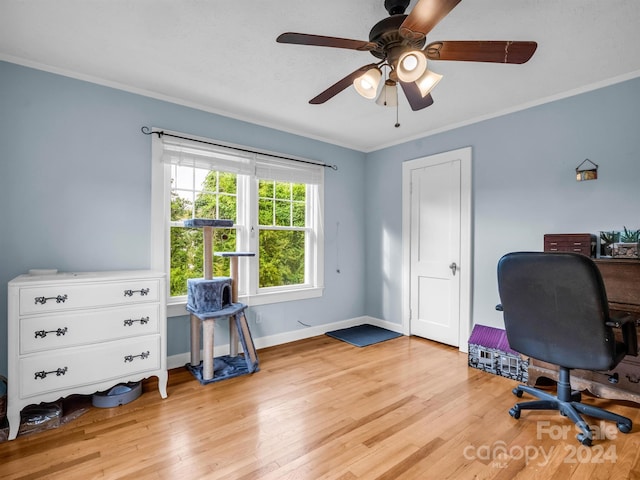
[527,258,640,404]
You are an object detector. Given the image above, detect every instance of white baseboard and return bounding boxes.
[166,315,402,370]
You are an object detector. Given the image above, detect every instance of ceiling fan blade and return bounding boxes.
[399,0,461,41]
[426,40,538,64]
[277,32,376,51]
[399,81,434,111]
[309,63,379,104]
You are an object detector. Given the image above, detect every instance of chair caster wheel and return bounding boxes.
[512,388,523,398]
[509,407,520,419]
[617,422,632,434]
[571,392,582,402]
[577,433,592,446]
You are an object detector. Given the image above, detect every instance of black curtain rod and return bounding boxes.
[141,126,338,171]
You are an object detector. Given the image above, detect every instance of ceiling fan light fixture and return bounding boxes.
[353,67,382,99]
[397,50,427,83]
[376,79,398,107]
[415,69,443,97]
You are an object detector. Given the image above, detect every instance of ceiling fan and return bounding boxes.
[276,0,537,111]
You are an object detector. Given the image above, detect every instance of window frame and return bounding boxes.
[150,129,324,317]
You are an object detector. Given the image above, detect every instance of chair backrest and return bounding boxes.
[497,252,616,371]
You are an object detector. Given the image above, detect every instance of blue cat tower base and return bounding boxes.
[183,219,258,383]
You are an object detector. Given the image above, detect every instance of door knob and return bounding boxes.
[449,262,457,276]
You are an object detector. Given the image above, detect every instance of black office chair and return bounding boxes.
[496,252,637,446]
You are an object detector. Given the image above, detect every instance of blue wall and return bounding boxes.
[365,76,640,330]
[0,61,367,376]
[2,59,640,379]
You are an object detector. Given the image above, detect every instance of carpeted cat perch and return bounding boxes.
[184,218,258,384]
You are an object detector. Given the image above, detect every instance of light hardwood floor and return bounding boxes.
[2,334,640,479]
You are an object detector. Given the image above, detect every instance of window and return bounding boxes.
[169,167,238,296]
[150,130,324,314]
[479,349,493,366]
[258,179,307,288]
[500,355,519,375]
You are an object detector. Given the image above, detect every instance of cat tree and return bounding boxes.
[183,218,258,383]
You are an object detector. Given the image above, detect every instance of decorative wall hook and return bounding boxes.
[576,158,598,181]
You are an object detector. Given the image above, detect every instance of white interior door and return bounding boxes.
[403,148,472,349]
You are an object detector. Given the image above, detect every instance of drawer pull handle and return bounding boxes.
[34,367,68,380]
[626,374,640,384]
[34,327,68,339]
[124,351,150,363]
[124,316,150,327]
[124,288,150,297]
[34,294,68,305]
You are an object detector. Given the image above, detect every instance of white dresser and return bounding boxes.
[6,270,168,440]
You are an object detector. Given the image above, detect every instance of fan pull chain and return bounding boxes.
[395,100,400,128]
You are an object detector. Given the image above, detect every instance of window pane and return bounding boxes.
[259,230,305,288]
[170,227,203,296]
[170,227,235,296]
[258,198,273,226]
[197,168,217,192]
[259,180,274,198]
[292,184,306,202]
[275,200,290,226]
[218,194,236,221]
[275,181,291,200]
[212,229,235,277]
[171,190,193,222]
[173,165,194,190]
[218,172,237,194]
[194,192,218,218]
[170,165,238,297]
[292,202,305,227]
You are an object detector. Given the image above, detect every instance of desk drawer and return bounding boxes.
[19,336,161,398]
[19,279,160,315]
[544,234,596,257]
[20,304,160,354]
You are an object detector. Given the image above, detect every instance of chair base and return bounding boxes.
[509,368,632,446]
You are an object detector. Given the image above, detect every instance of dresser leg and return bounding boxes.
[7,407,19,441]
[157,371,168,399]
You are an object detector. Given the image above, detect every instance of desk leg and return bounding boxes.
[202,319,215,380]
[190,313,201,366]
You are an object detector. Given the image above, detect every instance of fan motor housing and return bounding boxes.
[369,15,426,60]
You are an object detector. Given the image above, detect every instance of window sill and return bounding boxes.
[166,286,323,318]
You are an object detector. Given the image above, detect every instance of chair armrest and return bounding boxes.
[606,314,638,357]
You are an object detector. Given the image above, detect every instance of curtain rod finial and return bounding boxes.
[141,126,164,138]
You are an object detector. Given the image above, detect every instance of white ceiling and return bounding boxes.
[1,0,639,152]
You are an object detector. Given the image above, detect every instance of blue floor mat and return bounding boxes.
[325,324,402,347]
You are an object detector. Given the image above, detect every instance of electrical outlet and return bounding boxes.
[256,313,263,324]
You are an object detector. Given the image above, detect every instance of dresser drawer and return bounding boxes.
[20,304,160,354]
[19,279,160,315]
[19,336,161,398]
